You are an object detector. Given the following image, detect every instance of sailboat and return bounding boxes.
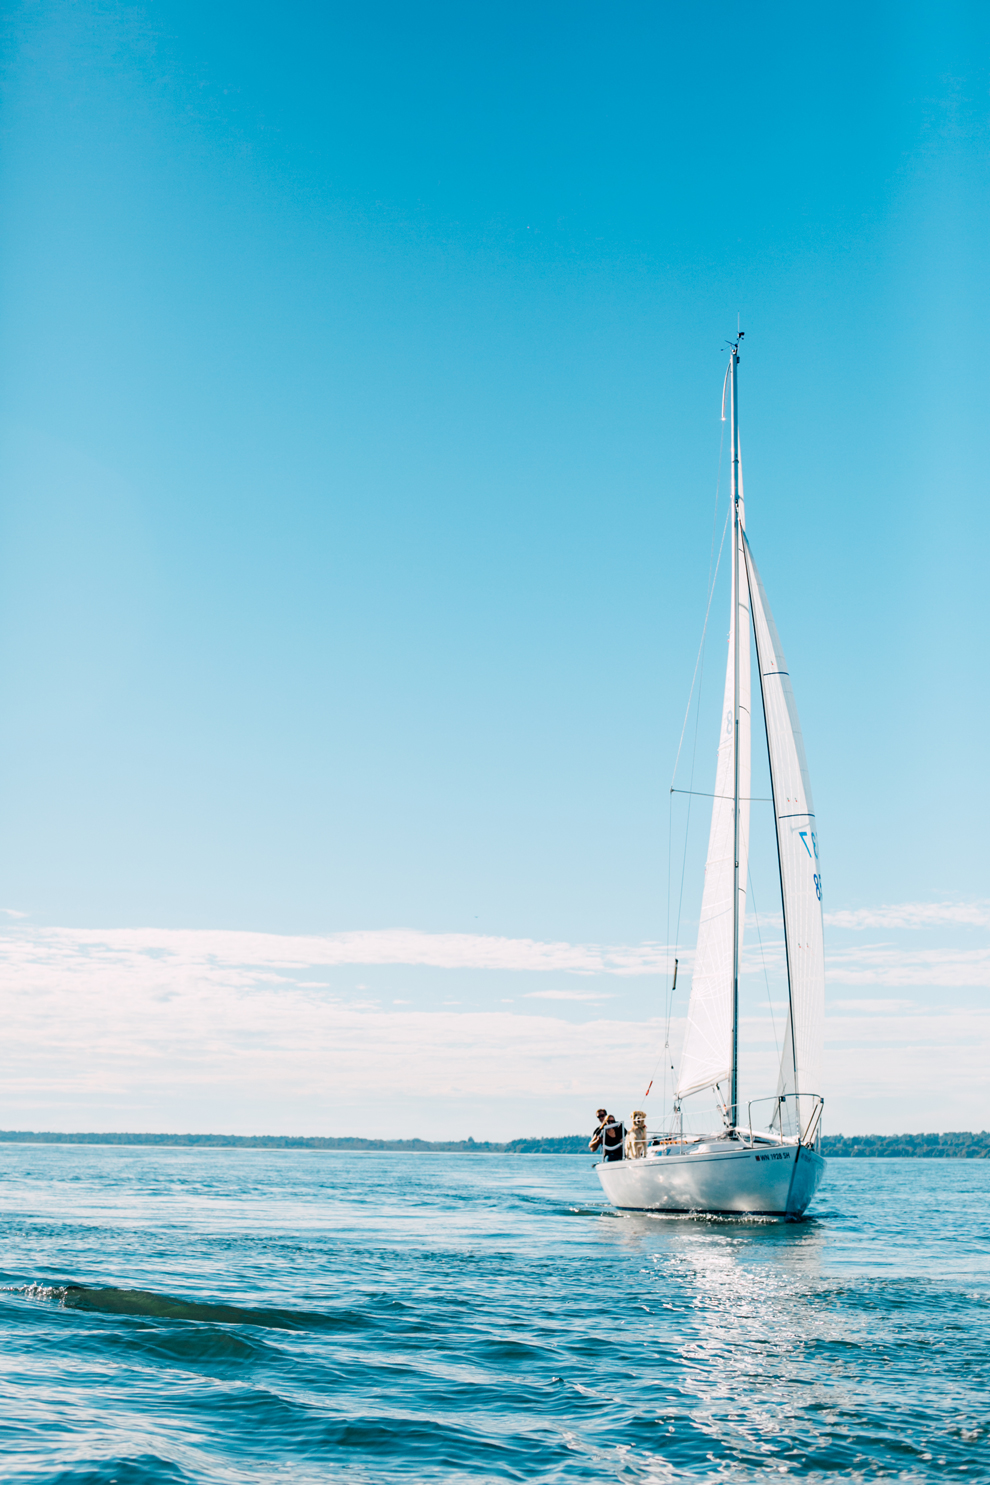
[596,334,826,1218]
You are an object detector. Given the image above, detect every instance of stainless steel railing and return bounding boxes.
[745,1093,824,1149]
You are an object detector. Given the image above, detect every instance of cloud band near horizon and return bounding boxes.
[0,908,985,1135]
[0,905,983,986]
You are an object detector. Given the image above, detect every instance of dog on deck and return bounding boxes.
[625,1110,648,1159]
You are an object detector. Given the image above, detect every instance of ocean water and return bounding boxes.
[0,1147,987,1483]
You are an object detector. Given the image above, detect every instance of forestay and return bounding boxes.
[744,535,825,1135]
[676,502,751,1100]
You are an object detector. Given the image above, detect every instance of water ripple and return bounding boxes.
[0,1149,986,1482]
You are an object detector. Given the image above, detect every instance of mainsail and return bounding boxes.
[676,501,751,1100]
[744,535,825,1135]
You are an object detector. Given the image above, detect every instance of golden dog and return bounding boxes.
[625,1109,648,1159]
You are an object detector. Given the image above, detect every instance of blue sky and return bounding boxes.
[0,1,987,1136]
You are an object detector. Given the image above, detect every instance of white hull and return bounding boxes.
[596,1141,825,1217]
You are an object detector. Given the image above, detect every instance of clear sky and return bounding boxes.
[0,1,987,1138]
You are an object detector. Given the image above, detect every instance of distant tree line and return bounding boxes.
[0,1130,589,1152]
[821,1131,990,1158]
[0,1130,986,1156]
[0,1131,507,1152]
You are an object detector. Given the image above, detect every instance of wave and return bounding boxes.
[16,1284,370,1332]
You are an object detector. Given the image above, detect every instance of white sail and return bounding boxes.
[676,504,751,1100]
[743,536,825,1136]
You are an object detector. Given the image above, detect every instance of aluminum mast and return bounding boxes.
[729,330,743,1129]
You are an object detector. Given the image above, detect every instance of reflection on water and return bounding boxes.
[0,1146,986,1482]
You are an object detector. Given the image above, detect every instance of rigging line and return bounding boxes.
[646,956,678,1107]
[672,498,731,955]
[660,957,679,1114]
[672,789,772,802]
[661,807,681,1111]
[707,412,727,614]
[748,868,780,1064]
[670,411,727,792]
[664,789,675,1113]
[669,499,731,790]
[668,448,733,1109]
[664,378,736,1112]
[664,408,727,1112]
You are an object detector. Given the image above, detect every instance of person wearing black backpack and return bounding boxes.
[589,1110,625,1162]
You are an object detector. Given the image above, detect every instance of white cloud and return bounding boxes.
[0,925,659,1131]
[2,903,974,1000]
[523,990,614,1002]
[828,998,915,1012]
[33,925,672,977]
[746,910,783,932]
[0,913,986,1136]
[825,944,990,987]
[825,900,990,930]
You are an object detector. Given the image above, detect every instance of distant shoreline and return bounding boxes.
[0,1130,987,1157]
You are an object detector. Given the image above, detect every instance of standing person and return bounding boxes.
[589,1110,625,1161]
[601,1115,625,1162]
[589,1108,609,1154]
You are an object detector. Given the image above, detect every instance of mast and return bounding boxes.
[729,331,743,1129]
[676,333,752,1115]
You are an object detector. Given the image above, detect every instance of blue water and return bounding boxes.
[0,1148,987,1482]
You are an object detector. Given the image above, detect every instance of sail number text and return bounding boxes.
[798,831,823,901]
[798,830,819,860]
